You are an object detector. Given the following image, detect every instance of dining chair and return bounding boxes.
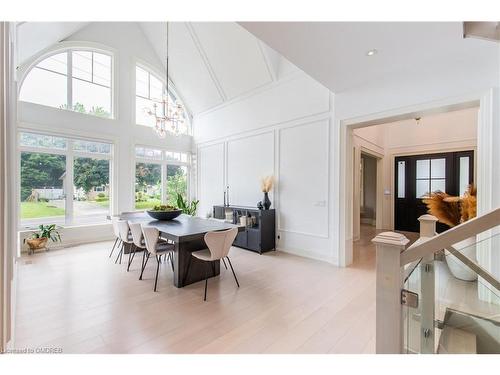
[128,222,146,272]
[109,216,122,258]
[140,225,175,292]
[115,220,133,267]
[190,227,239,301]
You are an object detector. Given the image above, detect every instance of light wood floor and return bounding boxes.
[15,227,381,354]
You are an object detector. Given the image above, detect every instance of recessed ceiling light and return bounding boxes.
[366,49,378,57]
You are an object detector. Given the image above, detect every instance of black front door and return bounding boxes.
[394,150,474,233]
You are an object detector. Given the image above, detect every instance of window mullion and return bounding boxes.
[161,163,167,204]
[65,140,74,225]
[67,51,73,109]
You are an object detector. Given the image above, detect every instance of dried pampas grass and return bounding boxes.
[260,175,275,193]
[423,184,477,228]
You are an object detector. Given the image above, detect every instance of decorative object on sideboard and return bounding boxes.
[260,175,275,210]
[239,216,247,226]
[423,184,477,281]
[257,201,263,210]
[24,224,61,255]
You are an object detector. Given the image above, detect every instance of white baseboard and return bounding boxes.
[276,246,338,266]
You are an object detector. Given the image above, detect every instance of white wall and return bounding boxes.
[194,71,336,263]
[17,22,194,233]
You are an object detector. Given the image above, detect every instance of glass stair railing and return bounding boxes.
[403,231,500,354]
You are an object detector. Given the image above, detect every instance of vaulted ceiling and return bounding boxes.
[16,22,298,115]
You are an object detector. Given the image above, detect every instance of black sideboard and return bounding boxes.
[213,205,275,254]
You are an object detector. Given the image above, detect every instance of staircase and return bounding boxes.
[373,207,500,354]
[438,308,500,354]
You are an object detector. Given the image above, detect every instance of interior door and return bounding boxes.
[395,150,474,233]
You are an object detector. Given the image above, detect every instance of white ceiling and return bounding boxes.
[17,22,89,65]
[18,22,497,116]
[17,21,296,115]
[239,22,500,93]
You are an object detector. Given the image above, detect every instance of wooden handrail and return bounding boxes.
[400,207,500,266]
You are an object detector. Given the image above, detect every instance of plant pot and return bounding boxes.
[26,237,48,254]
[444,236,478,281]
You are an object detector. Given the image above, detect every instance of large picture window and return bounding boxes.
[19,49,113,118]
[19,132,113,228]
[134,146,190,210]
[135,65,190,134]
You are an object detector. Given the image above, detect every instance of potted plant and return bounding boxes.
[24,224,62,255]
[423,185,477,281]
[176,193,199,216]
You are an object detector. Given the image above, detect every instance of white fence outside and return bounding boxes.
[34,188,64,200]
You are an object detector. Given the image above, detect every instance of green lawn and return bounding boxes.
[135,198,161,210]
[95,199,110,207]
[21,201,65,219]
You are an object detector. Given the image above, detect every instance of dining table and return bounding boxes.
[115,212,244,288]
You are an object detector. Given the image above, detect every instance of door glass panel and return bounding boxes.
[167,165,188,206]
[431,158,446,178]
[416,180,430,198]
[459,156,470,196]
[430,179,446,193]
[416,159,430,179]
[20,152,66,227]
[135,162,161,209]
[397,161,405,198]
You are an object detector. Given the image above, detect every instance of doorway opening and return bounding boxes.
[343,100,480,267]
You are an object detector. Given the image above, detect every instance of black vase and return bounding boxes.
[263,192,271,210]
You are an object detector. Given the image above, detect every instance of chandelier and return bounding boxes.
[146,22,186,138]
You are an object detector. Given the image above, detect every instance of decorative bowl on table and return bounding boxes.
[146,205,183,221]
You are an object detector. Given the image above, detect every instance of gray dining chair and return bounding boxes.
[190,227,239,301]
[140,225,175,292]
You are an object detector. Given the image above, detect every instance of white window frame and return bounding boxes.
[133,145,191,210]
[18,131,114,228]
[18,42,117,119]
[134,61,191,135]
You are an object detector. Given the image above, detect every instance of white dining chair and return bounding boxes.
[128,222,146,272]
[140,225,175,292]
[109,216,122,258]
[190,228,239,301]
[115,220,133,267]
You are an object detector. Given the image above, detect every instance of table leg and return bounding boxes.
[173,238,220,288]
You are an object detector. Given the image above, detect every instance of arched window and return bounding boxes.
[19,49,113,118]
[135,65,190,135]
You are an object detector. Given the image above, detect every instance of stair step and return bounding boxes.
[437,326,477,354]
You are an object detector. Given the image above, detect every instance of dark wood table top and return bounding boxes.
[115,212,243,243]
